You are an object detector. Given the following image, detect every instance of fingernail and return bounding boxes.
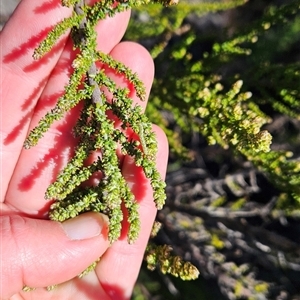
[61,213,109,240]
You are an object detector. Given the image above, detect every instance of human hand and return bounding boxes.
[0,0,168,299]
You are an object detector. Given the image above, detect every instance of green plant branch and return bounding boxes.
[23,0,199,289]
[74,0,103,105]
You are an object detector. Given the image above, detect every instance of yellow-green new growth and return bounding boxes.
[146,244,200,280]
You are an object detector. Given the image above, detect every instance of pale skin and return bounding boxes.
[0,0,169,299]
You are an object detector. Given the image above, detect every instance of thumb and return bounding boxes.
[0,212,109,298]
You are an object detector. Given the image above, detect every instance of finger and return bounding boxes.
[0,212,110,299]
[1,0,73,196]
[4,13,131,212]
[102,41,155,111]
[1,2,131,201]
[97,126,169,299]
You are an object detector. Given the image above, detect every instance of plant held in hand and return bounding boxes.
[24,0,199,285]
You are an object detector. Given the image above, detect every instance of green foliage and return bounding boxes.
[25,0,165,244]
[126,0,300,202]
[126,0,248,158]
[24,0,199,288]
[78,258,100,278]
[125,0,300,299]
[127,0,247,49]
[22,286,35,292]
[146,244,199,280]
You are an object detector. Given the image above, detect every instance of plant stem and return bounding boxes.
[75,0,102,104]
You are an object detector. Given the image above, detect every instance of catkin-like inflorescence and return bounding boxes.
[24,0,166,244]
[23,0,199,284]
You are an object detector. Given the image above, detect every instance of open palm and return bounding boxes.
[0,1,168,299]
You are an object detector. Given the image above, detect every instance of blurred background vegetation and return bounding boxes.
[125,0,300,299]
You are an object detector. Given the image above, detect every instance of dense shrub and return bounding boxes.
[127,1,300,299]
